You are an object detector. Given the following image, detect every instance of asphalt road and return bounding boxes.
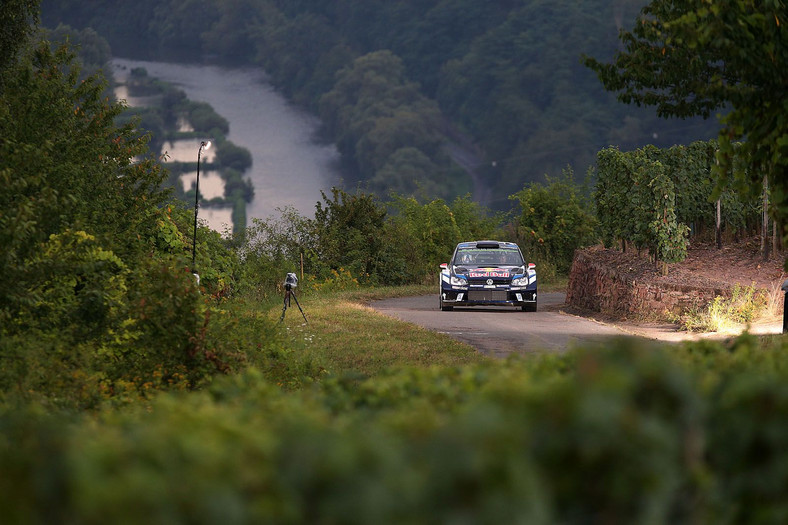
[371,293,634,358]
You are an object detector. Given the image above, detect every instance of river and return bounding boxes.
[111,58,343,224]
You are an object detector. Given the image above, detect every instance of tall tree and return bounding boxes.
[583,1,788,242]
[0,42,170,328]
[0,0,39,78]
[313,188,388,280]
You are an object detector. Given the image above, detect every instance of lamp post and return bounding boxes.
[192,140,211,278]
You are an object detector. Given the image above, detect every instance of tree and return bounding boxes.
[317,50,461,196]
[511,168,598,273]
[318,50,416,139]
[200,0,261,63]
[583,1,788,244]
[44,24,111,74]
[215,140,252,172]
[388,195,462,275]
[355,110,442,176]
[371,147,440,196]
[0,0,39,78]
[313,188,388,281]
[0,41,171,331]
[149,0,216,60]
[188,101,230,135]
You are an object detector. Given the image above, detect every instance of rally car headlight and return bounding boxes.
[450,275,468,287]
[511,276,529,287]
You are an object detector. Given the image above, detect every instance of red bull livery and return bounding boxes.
[439,240,537,311]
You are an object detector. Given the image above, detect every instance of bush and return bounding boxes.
[313,188,391,283]
[0,341,710,522]
[510,167,598,274]
[386,195,462,282]
[239,207,316,299]
[12,336,788,521]
[18,230,128,339]
[238,190,503,288]
[188,101,229,135]
[215,141,252,172]
[673,285,768,333]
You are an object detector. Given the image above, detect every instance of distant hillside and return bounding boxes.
[41,0,719,208]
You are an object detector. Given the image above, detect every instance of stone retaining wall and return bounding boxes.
[566,248,729,320]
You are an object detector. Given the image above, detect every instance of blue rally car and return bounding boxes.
[439,240,537,311]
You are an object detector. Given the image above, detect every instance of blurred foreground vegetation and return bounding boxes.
[6,333,788,524]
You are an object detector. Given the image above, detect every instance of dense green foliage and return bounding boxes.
[510,167,598,275]
[595,141,762,270]
[40,0,719,207]
[6,335,788,523]
[318,50,469,197]
[0,0,39,76]
[42,23,111,83]
[584,0,788,245]
[241,189,502,294]
[0,42,168,321]
[0,24,275,408]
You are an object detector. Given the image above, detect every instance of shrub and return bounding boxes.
[674,285,768,333]
[239,207,316,299]
[510,167,598,274]
[215,140,252,172]
[188,101,229,135]
[313,188,391,283]
[0,341,717,523]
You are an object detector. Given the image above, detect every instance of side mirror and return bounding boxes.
[440,263,448,269]
[528,263,536,270]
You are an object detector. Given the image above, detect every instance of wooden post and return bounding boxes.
[714,153,722,249]
[763,175,770,261]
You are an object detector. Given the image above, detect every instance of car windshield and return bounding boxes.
[455,248,523,266]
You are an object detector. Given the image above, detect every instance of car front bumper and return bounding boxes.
[440,288,537,307]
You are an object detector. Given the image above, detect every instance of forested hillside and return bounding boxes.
[41,0,719,207]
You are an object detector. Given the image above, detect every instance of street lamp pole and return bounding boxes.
[192,140,211,275]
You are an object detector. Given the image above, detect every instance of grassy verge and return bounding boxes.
[672,284,771,333]
[225,277,570,386]
[230,285,487,381]
[265,279,568,377]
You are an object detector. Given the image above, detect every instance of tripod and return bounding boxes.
[279,284,308,324]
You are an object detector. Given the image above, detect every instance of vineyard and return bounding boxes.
[595,141,764,274]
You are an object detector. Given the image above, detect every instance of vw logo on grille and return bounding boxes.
[486,278,494,285]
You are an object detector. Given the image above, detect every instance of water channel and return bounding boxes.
[112,58,343,230]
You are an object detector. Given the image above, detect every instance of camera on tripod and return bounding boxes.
[280,272,307,323]
[284,272,298,290]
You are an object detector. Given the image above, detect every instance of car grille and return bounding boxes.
[468,278,510,285]
[468,290,509,301]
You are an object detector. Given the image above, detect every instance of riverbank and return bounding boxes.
[113,58,343,227]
